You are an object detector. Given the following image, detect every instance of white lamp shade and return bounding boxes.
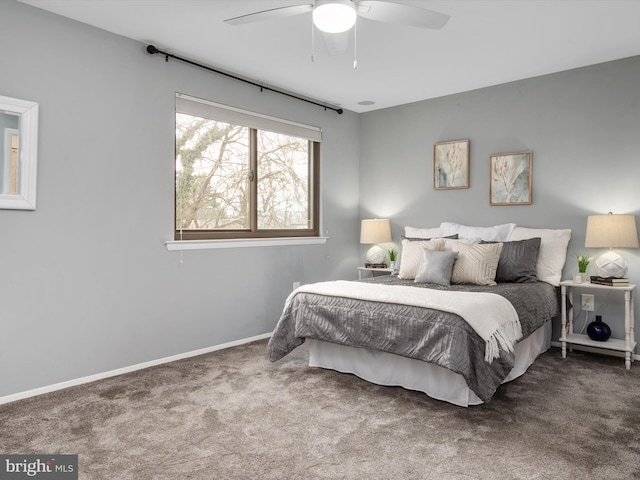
[360,219,392,244]
[312,0,357,33]
[585,214,639,249]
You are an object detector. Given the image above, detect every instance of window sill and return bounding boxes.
[165,236,329,251]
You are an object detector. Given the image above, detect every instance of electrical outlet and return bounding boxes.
[293,281,300,291]
[581,294,595,311]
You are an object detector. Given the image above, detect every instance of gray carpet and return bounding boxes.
[1,340,639,479]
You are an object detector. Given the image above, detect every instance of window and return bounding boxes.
[175,94,320,240]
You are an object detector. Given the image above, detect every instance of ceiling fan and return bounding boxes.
[224,0,450,62]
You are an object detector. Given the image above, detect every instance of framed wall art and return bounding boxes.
[489,151,532,205]
[433,139,469,189]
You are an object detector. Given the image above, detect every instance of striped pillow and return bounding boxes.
[451,242,504,286]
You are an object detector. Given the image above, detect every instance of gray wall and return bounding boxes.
[0,1,361,398]
[360,55,640,346]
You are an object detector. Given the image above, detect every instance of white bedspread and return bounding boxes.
[290,281,522,363]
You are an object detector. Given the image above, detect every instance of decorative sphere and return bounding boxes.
[594,251,628,278]
[366,245,385,264]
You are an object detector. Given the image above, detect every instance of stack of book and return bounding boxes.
[590,276,629,286]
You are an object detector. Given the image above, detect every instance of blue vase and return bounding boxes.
[587,316,611,342]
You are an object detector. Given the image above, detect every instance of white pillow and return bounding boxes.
[404,226,441,239]
[439,222,516,242]
[508,227,571,286]
[443,237,481,251]
[451,242,504,286]
[397,238,445,280]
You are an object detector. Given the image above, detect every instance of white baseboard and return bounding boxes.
[550,340,640,361]
[0,332,272,406]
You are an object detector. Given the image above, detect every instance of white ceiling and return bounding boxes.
[19,0,640,113]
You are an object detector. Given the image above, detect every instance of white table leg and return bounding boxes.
[625,290,632,369]
[631,290,635,364]
[561,285,567,358]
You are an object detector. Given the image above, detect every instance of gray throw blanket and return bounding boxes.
[268,276,559,402]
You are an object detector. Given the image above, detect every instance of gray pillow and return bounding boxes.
[402,234,459,241]
[482,237,541,283]
[414,249,458,286]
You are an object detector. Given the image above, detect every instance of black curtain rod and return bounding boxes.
[146,45,343,115]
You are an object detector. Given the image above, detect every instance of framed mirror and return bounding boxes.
[0,95,39,210]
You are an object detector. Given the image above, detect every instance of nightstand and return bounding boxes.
[357,267,393,280]
[560,280,636,369]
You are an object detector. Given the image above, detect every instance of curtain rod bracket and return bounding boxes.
[146,44,343,115]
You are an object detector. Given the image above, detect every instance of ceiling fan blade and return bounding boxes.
[224,4,313,26]
[356,1,450,30]
[322,31,350,56]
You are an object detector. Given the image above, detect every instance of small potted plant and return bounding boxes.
[388,248,398,270]
[574,253,592,283]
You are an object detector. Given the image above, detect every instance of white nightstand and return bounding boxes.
[357,267,393,280]
[560,280,636,369]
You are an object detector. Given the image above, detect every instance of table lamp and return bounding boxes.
[360,218,392,266]
[585,212,639,278]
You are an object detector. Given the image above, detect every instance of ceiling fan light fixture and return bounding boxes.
[313,0,357,33]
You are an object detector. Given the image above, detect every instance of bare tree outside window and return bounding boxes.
[176,114,249,230]
[257,131,310,230]
[175,112,317,239]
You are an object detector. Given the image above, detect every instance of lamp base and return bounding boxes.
[366,245,385,265]
[594,250,628,278]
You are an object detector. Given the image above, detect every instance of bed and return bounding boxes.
[268,223,571,406]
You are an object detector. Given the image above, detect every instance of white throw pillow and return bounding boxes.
[443,237,482,251]
[508,227,571,286]
[439,222,516,242]
[404,226,441,239]
[451,242,504,286]
[397,238,445,280]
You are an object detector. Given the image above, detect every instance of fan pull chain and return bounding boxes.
[353,19,358,69]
